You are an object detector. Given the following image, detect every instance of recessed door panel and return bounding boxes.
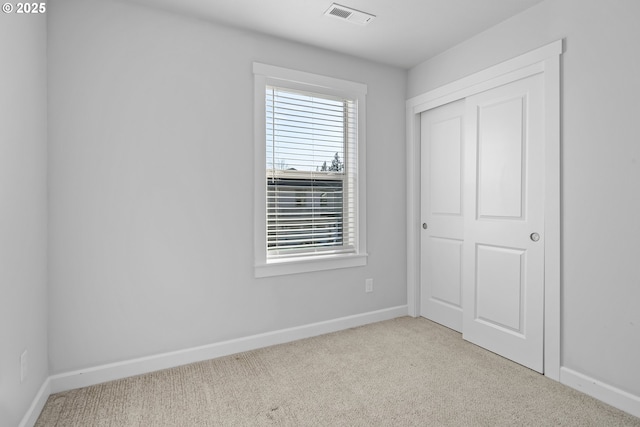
[475,244,524,333]
[430,117,462,215]
[430,237,462,308]
[477,96,525,219]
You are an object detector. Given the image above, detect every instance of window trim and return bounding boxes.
[253,63,367,278]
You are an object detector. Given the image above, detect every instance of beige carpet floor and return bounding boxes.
[36,317,640,426]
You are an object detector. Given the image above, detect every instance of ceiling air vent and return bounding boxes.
[324,3,376,26]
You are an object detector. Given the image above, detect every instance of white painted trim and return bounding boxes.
[19,378,51,427]
[255,253,368,278]
[49,306,407,394]
[406,39,563,378]
[407,40,561,107]
[406,105,421,318]
[542,52,562,381]
[253,62,368,96]
[560,367,640,419]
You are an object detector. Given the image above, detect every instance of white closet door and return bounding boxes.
[420,100,465,332]
[462,74,545,372]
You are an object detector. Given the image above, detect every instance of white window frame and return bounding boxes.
[254,63,367,278]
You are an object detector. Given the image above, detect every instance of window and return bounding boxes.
[266,87,353,255]
[254,63,367,277]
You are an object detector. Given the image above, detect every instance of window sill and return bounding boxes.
[255,253,368,278]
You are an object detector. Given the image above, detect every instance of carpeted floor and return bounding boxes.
[36,317,640,426]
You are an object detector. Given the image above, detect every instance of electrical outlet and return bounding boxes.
[20,350,27,383]
[365,278,373,293]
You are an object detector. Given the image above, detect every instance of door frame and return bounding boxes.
[406,40,562,380]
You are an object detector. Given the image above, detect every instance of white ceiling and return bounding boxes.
[122,0,545,69]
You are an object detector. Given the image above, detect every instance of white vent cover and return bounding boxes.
[324,3,375,25]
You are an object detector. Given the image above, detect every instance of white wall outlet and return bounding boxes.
[20,350,28,383]
[365,278,373,293]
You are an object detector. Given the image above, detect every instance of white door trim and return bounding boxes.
[406,39,562,380]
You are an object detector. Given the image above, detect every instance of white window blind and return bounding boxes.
[266,85,358,258]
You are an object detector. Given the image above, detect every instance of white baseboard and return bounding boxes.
[19,377,51,427]
[49,305,408,394]
[560,367,640,418]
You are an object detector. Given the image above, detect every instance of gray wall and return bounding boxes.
[0,8,49,427]
[408,0,640,397]
[47,0,407,374]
